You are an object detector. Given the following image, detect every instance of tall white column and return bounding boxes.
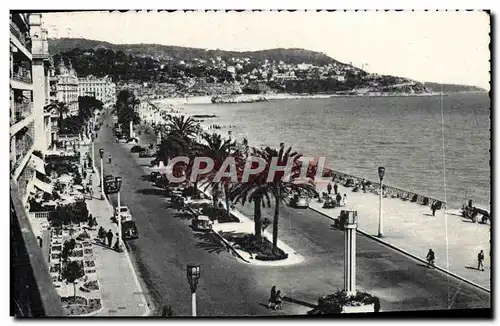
[343,211,358,296]
[191,291,197,317]
[117,190,122,249]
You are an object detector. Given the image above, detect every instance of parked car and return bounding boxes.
[104,175,115,183]
[290,194,309,208]
[122,220,139,240]
[131,145,145,153]
[139,149,156,158]
[114,206,133,221]
[191,215,214,232]
[104,180,119,194]
[150,171,161,182]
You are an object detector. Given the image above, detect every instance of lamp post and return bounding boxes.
[115,176,123,252]
[378,167,386,238]
[99,148,105,200]
[90,134,95,169]
[186,264,200,317]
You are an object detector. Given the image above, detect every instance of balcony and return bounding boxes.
[10,21,32,56]
[12,67,32,84]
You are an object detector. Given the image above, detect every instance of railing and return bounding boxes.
[14,102,33,119]
[12,68,32,84]
[328,169,446,208]
[14,133,34,164]
[10,21,31,52]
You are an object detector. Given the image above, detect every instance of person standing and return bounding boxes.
[113,233,120,250]
[431,202,437,216]
[36,236,43,248]
[333,182,338,195]
[327,183,332,195]
[267,286,276,309]
[426,249,435,268]
[275,290,284,310]
[477,250,485,271]
[343,194,348,207]
[106,229,114,247]
[335,193,342,206]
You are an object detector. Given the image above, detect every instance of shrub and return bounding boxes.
[317,290,376,314]
[50,202,89,226]
[229,234,288,261]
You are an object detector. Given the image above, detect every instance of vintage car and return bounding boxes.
[114,206,133,221]
[154,175,170,189]
[104,179,119,194]
[290,194,309,208]
[122,220,139,240]
[139,149,156,158]
[104,175,115,183]
[462,205,490,224]
[150,171,162,182]
[191,215,214,232]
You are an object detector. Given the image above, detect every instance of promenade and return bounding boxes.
[81,143,151,316]
[309,182,491,291]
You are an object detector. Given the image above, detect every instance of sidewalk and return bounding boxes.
[82,144,151,316]
[310,182,491,291]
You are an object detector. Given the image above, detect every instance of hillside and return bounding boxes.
[48,38,341,66]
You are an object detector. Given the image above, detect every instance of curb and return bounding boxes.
[210,229,251,263]
[91,151,152,316]
[308,206,491,294]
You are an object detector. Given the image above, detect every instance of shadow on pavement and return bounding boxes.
[194,232,228,254]
[283,296,318,309]
[173,211,194,221]
[465,266,480,270]
[140,175,152,182]
[136,188,166,196]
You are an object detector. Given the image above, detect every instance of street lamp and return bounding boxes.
[378,167,386,238]
[186,264,201,317]
[115,176,123,252]
[99,148,105,200]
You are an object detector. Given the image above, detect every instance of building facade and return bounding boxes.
[10,13,51,201]
[55,61,79,116]
[78,75,116,105]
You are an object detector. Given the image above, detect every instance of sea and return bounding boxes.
[155,93,491,210]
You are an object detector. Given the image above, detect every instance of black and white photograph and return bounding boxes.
[8,8,491,318]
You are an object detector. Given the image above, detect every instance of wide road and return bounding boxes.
[93,114,490,316]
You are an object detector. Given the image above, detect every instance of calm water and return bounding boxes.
[160,93,491,210]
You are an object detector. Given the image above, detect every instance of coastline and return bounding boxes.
[138,100,475,211]
[147,91,487,106]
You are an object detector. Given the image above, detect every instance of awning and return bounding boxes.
[33,177,53,194]
[30,154,46,175]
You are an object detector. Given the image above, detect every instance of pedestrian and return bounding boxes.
[113,233,120,250]
[267,285,276,309]
[98,226,106,243]
[108,154,112,164]
[327,183,332,195]
[335,193,342,206]
[36,236,42,248]
[431,202,437,216]
[106,229,113,247]
[333,182,338,195]
[275,290,284,310]
[477,250,485,271]
[343,194,348,207]
[426,249,435,268]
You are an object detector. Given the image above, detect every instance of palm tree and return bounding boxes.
[45,100,69,132]
[247,144,318,249]
[167,115,199,139]
[116,90,140,138]
[191,132,240,218]
[61,260,84,298]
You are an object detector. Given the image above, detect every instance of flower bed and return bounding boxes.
[84,260,95,268]
[202,206,240,223]
[70,249,84,257]
[226,234,288,261]
[61,296,101,316]
[317,290,378,314]
[52,245,62,252]
[50,264,61,273]
[83,280,99,290]
[84,248,93,255]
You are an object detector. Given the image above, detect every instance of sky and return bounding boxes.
[42,10,491,89]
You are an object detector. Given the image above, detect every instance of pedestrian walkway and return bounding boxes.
[81,144,151,316]
[310,182,491,290]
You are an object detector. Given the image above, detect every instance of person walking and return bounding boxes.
[477,250,485,271]
[267,285,276,309]
[431,202,437,216]
[333,182,338,195]
[36,236,43,248]
[113,233,120,251]
[106,229,114,247]
[343,194,348,207]
[275,290,284,310]
[327,183,332,195]
[426,249,435,268]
